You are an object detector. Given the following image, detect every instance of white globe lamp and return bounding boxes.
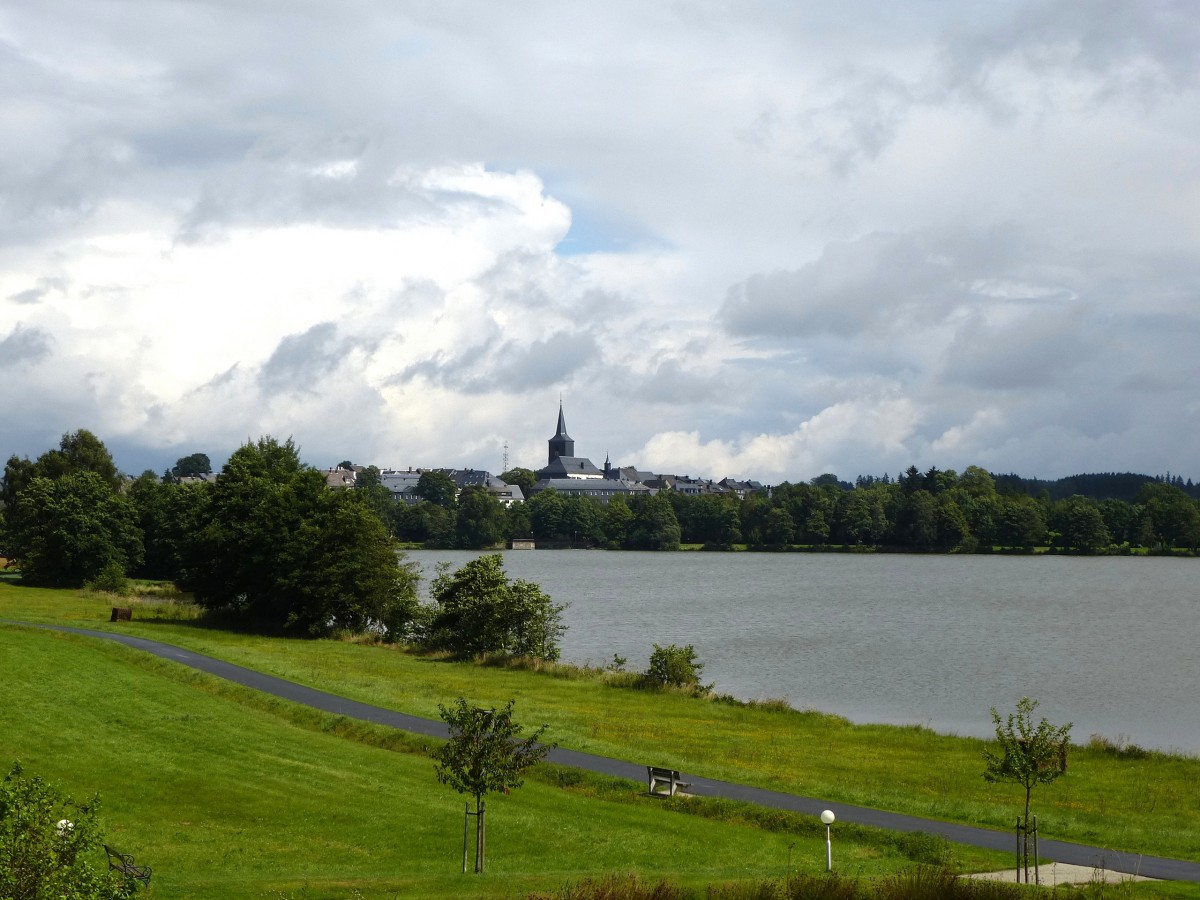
[820,810,835,871]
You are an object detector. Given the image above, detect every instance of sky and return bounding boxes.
[2,0,1199,483]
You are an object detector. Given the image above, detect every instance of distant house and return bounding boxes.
[381,469,423,504]
[324,467,357,489]
[441,468,525,506]
[719,477,764,499]
[378,467,524,506]
[174,473,218,486]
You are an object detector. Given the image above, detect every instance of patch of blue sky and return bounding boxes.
[558,202,676,256]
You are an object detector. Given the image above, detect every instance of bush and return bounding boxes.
[84,560,130,595]
[426,554,566,659]
[0,761,137,898]
[644,643,709,691]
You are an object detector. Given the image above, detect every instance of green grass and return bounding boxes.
[2,582,1199,898]
[3,624,952,898]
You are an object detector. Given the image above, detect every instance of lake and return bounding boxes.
[403,550,1199,754]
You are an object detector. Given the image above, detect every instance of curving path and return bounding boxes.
[15,622,1200,883]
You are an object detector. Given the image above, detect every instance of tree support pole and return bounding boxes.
[476,800,486,873]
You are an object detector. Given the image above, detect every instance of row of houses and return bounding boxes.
[322,404,764,506]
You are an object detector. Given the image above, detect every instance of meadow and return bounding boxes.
[2,578,1198,898]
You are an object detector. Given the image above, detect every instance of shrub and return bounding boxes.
[0,761,137,898]
[644,643,709,691]
[85,560,130,595]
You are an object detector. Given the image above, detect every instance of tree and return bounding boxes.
[526,488,565,541]
[983,698,1072,877]
[560,495,604,545]
[3,431,123,543]
[762,507,796,547]
[601,495,633,547]
[356,465,383,490]
[0,762,137,898]
[10,472,143,587]
[455,485,505,549]
[277,491,422,639]
[644,643,708,691]
[128,473,206,581]
[625,494,681,550]
[170,453,212,479]
[499,467,537,498]
[1050,496,1111,552]
[31,430,122,492]
[432,699,549,873]
[181,436,420,638]
[426,554,565,659]
[415,471,457,509]
[1138,483,1200,551]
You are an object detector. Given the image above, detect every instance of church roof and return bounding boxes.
[538,455,603,479]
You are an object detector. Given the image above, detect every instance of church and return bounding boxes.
[530,404,652,503]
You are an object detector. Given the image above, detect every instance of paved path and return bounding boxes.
[15,623,1200,883]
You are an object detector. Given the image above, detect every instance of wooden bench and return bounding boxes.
[646,766,690,797]
[104,845,151,886]
[110,607,132,622]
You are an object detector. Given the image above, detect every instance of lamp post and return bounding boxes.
[820,810,835,872]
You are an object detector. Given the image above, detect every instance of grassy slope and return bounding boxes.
[3,581,1199,897]
[3,625,936,899]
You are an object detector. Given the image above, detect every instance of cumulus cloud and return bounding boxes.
[1,1,1198,482]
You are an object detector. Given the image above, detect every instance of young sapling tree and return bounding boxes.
[432,698,549,873]
[982,697,1072,878]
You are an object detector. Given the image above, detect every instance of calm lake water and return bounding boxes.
[404,550,1199,754]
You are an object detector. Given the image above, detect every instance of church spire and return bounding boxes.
[548,401,575,464]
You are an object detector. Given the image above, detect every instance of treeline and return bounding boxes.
[2,432,419,637]
[4,435,1198,577]
[384,464,1200,553]
[991,471,1200,502]
[1,432,567,656]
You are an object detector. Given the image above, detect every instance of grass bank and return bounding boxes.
[2,581,1198,897]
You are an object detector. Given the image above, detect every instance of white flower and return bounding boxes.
[56,819,73,837]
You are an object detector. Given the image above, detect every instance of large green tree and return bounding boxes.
[426,554,565,659]
[128,473,206,581]
[181,436,419,638]
[454,485,506,549]
[3,430,124,545]
[10,472,142,587]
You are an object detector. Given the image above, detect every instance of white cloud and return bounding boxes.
[2,1,1199,483]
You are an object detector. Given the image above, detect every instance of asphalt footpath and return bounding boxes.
[14,622,1199,883]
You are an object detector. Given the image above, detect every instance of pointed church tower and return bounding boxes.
[548,403,575,464]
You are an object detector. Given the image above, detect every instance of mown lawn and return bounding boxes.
[2,580,1199,898]
[3,624,950,899]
